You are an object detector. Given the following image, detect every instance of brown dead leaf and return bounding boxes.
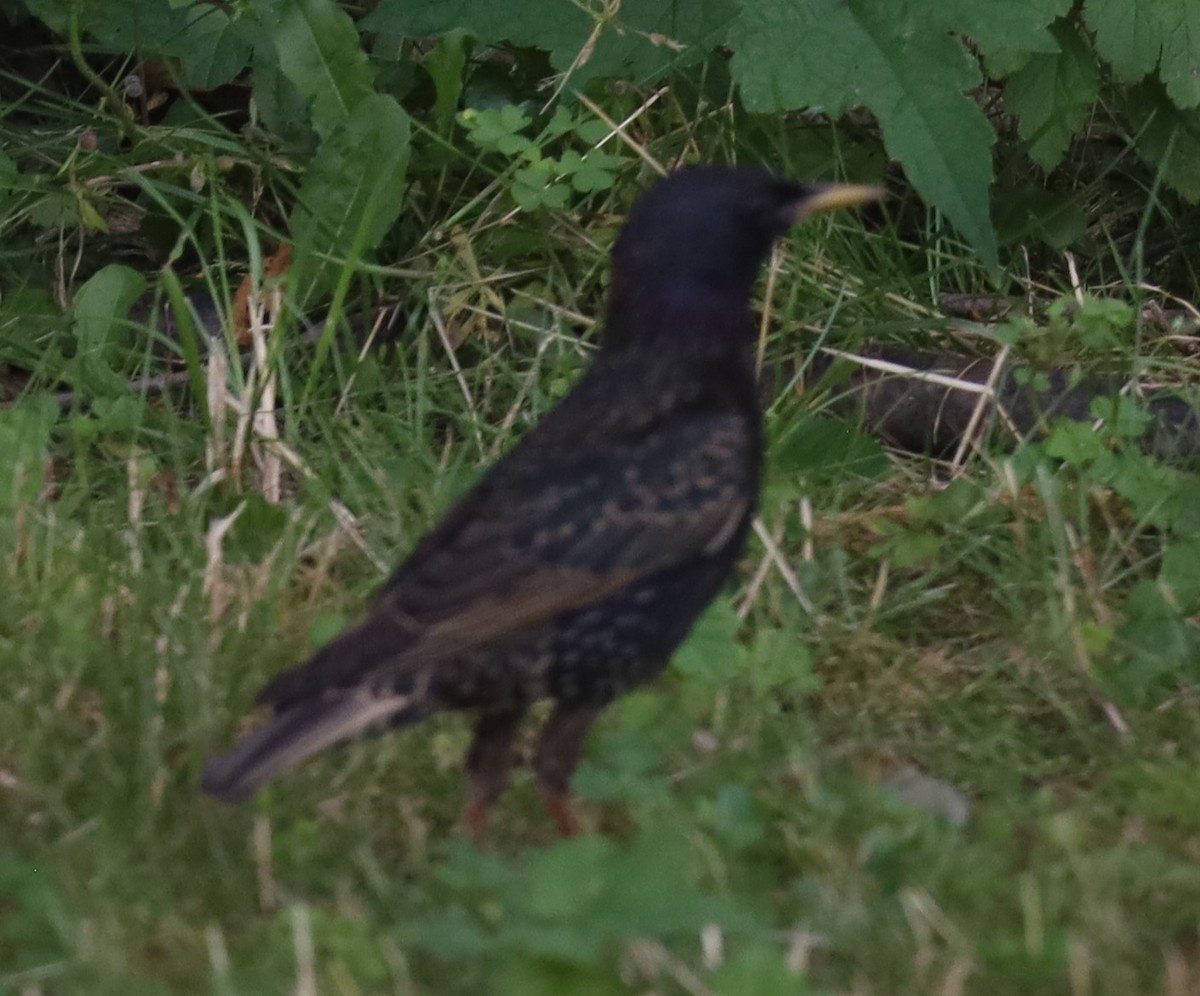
[232,243,292,346]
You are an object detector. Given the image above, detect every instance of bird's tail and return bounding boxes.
[201,689,426,802]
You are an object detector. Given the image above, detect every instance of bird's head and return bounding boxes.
[610,166,882,314]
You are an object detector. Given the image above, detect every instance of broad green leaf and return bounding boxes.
[71,265,146,396]
[1160,538,1200,613]
[1103,452,1182,527]
[512,162,570,211]
[0,153,24,216]
[410,909,490,959]
[1085,0,1200,109]
[1044,420,1105,465]
[1118,606,1200,671]
[908,0,1067,54]
[1124,81,1200,202]
[673,600,741,685]
[0,399,58,516]
[994,184,1087,248]
[526,837,611,919]
[728,0,1020,269]
[69,0,192,56]
[1089,395,1153,439]
[27,190,77,229]
[1159,3,1200,108]
[1006,21,1099,170]
[275,0,375,140]
[879,529,940,568]
[710,944,802,996]
[181,3,256,89]
[708,784,766,848]
[588,831,740,934]
[742,628,816,698]
[460,105,533,154]
[425,30,469,131]
[251,28,315,149]
[556,149,620,192]
[363,0,735,91]
[0,853,71,972]
[769,413,889,487]
[1084,0,1164,82]
[289,93,411,296]
[494,956,625,996]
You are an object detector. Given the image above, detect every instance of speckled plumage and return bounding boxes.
[202,167,879,836]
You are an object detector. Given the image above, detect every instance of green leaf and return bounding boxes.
[1089,395,1153,438]
[0,400,59,517]
[556,149,620,192]
[71,264,146,395]
[1043,420,1105,465]
[993,184,1089,252]
[1158,3,1200,108]
[0,152,19,214]
[425,30,469,130]
[1085,0,1200,109]
[769,413,889,487]
[308,611,349,649]
[363,0,734,91]
[1161,537,1200,613]
[1070,296,1133,348]
[711,944,804,996]
[1103,452,1181,527]
[89,395,145,433]
[181,3,256,88]
[742,628,816,698]
[887,530,940,568]
[71,0,192,56]
[1118,609,1200,672]
[289,93,411,297]
[252,24,315,149]
[1124,81,1200,202]
[27,189,77,229]
[708,784,765,849]
[512,161,570,211]
[228,493,291,561]
[1170,479,1200,536]
[1084,0,1163,82]
[1005,20,1099,170]
[573,118,611,145]
[460,105,533,155]
[586,831,744,935]
[494,956,625,996]
[526,837,611,919]
[307,907,391,985]
[0,852,71,972]
[728,0,1025,268]
[930,0,1069,53]
[275,0,375,140]
[673,600,741,685]
[411,908,492,959]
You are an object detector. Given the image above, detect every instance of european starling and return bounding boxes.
[202,167,881,837]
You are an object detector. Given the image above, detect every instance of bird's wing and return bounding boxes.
[386,408,752,629]
[259,408,754,705]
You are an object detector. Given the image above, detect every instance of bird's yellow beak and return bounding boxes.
[793,183,885,221]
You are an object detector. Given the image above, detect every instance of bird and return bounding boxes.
[201,166,882,839]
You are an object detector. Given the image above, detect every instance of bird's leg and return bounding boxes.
[533,704,601,836]
[463,705,527,845]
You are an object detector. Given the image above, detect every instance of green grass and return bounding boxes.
[3,64,1200,996]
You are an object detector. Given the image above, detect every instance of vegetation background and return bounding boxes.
[2,0,1200,992]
